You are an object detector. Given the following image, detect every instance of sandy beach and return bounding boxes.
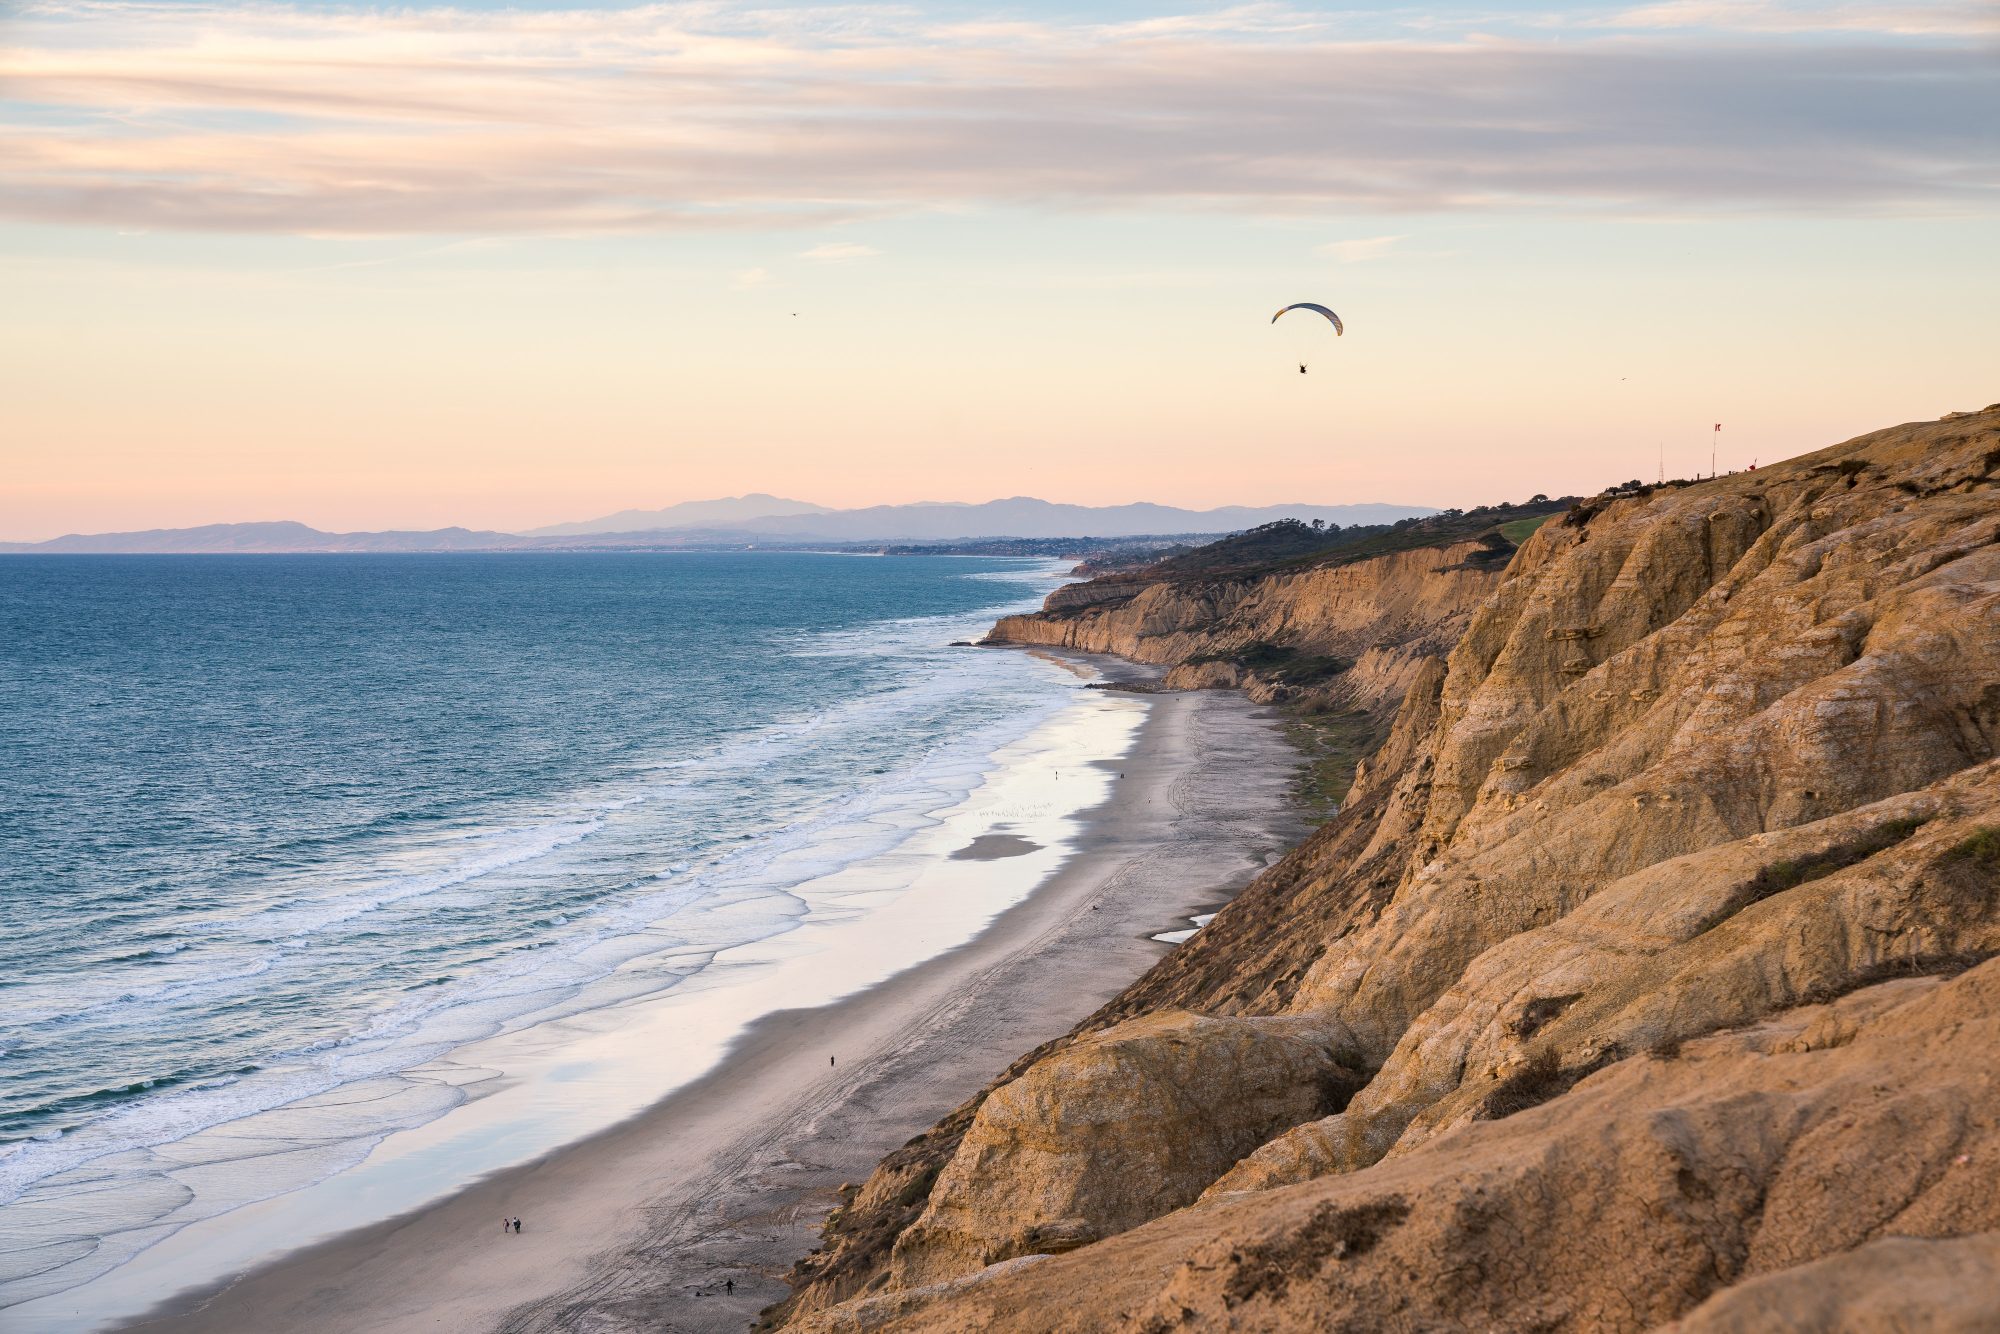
[115,663,1305,1334]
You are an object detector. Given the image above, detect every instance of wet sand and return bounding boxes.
[124,667,1305,1334]
[949,833,1041,861]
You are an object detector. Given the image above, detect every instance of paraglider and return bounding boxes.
[1271,303,1342,373]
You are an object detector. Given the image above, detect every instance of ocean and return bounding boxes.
[0,552,1097,1321]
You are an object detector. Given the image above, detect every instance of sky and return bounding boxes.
[1,0,1995,540]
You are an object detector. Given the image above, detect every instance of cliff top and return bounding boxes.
[1058,497,1576,599]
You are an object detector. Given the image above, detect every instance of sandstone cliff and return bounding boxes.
[775,405,2000,1331]
[986,527,1524,716]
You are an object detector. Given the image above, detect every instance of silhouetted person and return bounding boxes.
[726,1279,735,1294]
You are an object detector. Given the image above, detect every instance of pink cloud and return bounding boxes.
[0,2,1993,234]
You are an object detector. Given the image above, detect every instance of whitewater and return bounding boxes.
[0,552,1107,1325]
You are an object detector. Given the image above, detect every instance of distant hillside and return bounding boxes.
[873,535,1214,560]
[0,521,527,554]
[4,499,1438,553]
[0,523,790,555]
[529,493,829,536]
[709,498,1435,542]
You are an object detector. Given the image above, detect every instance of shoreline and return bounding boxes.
[111,658,1305,1333]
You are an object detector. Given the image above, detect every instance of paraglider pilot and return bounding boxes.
[1272,304,1342,378]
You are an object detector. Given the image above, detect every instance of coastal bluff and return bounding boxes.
[770,405,2000,1332]
[986,529,1520,719]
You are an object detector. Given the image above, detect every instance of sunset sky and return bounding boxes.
[2,0,1995,540]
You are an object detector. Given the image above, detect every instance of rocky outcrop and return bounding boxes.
[776,405,2000,1330]
[1210,765,2000,1195]
[790,958,2000,1332]
[1666,1232,2000,1332]
[887,1012,1359,1288]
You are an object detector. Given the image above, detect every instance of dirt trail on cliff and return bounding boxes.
[778,405,2000,1332]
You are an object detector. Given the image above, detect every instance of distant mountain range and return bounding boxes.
[0,521,531,555]
[1,497,1438,554]
[528,493,831,536]
[631,498,1435,543]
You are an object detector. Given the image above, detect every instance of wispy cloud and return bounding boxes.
[1601,1,1999,35]
[798,242,881,261]
[1318,235,1406,263]
[0,1,1992,235]
[732,265,774,288]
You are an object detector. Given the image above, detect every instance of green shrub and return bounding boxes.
[1184,641,1352,686]
[1498,514,1553,543]
[1742,817,1928,905]
[892,1164,941,1209]
[1481,1043,1624,1120]
[1482,1045,1566,1119]
[1948,827,2000,868]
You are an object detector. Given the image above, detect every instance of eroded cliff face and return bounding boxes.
[886,1012,1358,1289]
[987,537,1509,715]
[792,957,2000,1333]
[776,406,2000,1332]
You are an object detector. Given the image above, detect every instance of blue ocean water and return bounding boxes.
[0,552,1072,1309]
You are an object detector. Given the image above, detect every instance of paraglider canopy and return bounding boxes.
[1271,303,1343,335]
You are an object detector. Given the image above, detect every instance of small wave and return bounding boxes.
[253,818,605,941]
[3,954,282,1031]
[957,564,1072,584]
[0,555,1084,1304]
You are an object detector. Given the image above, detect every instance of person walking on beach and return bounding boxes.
[726,1278,735,1295]
[514,1218,523,1233]
[829,1055,836,1067]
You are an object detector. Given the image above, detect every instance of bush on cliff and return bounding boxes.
[1184,640,1352,686]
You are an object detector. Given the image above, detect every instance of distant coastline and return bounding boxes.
[0,498,1436,554]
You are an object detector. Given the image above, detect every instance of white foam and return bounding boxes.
[253,818,605,941]
[0,560,1085,1322]
[1152,912,1218,945]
